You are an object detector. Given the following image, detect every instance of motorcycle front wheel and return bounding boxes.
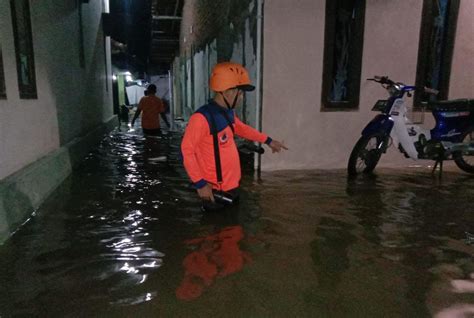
[453,128,474,174]
[348,134,385,176]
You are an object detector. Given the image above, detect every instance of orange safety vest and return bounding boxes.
[181,101,271,191]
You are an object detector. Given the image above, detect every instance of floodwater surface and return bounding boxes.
[0,129,473,317]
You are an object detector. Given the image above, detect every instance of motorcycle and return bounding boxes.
[348,76,474,175]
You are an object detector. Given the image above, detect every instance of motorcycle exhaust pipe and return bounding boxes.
[441,141,474,155]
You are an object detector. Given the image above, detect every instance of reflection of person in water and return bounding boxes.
[176,226,252,301]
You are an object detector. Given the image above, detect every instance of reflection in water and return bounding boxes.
[311,218,355,290]
[452,274,474,293]
[434,273,474,317]
[466,232,474,245]
[0,129,473,316]
[344,173,474,317]
[176,226,251,301]
[435,304,474,318]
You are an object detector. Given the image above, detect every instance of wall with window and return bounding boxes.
[261,0,474,171]
[0,0,113,180]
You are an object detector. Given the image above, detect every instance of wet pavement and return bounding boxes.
[0,129,473,317]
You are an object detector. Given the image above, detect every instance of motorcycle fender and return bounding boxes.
[361,114,393,137]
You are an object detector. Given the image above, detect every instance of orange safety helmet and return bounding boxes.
[209,62,255,92]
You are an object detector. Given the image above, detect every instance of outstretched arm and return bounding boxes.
[233,116,269,143]
[160,112,170,128]
[267,139,288,153]
[234,116,288,152]
[131,108,141,126]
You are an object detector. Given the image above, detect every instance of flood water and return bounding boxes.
[0,129,473,317]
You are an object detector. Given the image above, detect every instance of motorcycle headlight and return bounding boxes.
[389,85,401,96]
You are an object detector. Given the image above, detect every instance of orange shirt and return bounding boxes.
[181,107,269,191]
[138,95,165,129]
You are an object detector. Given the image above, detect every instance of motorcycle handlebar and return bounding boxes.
[367,76,394,85]
[368,76,439,96]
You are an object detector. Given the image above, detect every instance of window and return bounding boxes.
[415,0,460,106]
[0,46,6,99]
[321,0,366,111]
[11,0,37,99]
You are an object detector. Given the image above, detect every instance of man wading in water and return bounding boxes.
[181,62,287,211]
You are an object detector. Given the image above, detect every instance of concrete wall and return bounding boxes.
[261,0,474,171]
[150,75,171,100]
[0,0,115,243]
[0,0,114,180]
[449,0,474,99]
[173,0,260,128]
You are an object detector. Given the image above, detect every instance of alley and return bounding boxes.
[1,0,474,316]
[0,129,473,317]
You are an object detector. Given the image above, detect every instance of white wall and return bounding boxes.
[0,0,113,180]
[150,75,171,100]
[193,49,207,108]
[261,0,474,171]
[449,0,474,99]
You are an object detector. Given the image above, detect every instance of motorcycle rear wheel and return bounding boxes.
[453,128,474,174]
[348,134,385,176]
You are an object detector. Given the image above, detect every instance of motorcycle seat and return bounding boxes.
[427,99,474,112]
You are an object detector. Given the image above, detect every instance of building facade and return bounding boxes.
[0,0,115,243]
[175,0,474,171]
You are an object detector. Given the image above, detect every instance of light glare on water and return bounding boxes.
[0,129,473,317]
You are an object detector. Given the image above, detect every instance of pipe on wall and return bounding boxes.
[168,69,175,131]
[255,0,264,171]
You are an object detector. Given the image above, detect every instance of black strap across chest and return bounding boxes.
[207,109,235,183]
